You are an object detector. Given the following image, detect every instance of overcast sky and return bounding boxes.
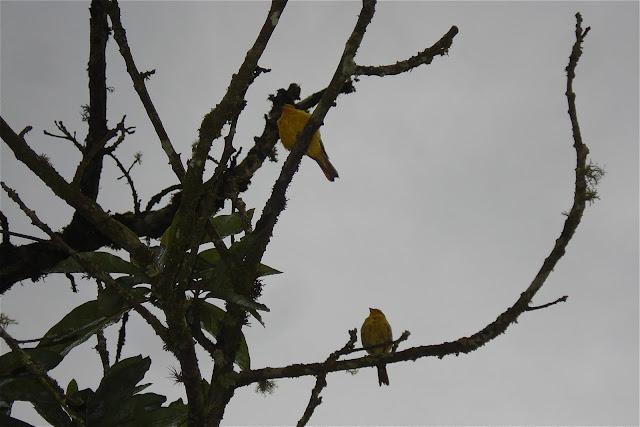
[1,1,638,425]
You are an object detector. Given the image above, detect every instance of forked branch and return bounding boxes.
[233,12,599,390]
[297,329,359,427]
[106,0,186,181]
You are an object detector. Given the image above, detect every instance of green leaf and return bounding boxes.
[198,303,250,370]
[201,288,268,326]
[33,400,73,427]
[256,263,282,277]
[195,247,280,283]
[0,400,10,417]
[167,399,189,427]
[66,379,78,396]
[119,398,187,427]
[82,355,187,426]
[160,216,177,247]
[193,248,231,287]
[207,209,254,239]
[197,301,225,338]
[0,377,73,425]
[194,234,274,326]
[0,377,57,404]
[93,356,150,404]
[205,289,269,313]
[114,273,150,288]
[0,348,64,383]
[46,251,141,275]
[87,356,153,425]
[235,333,251,371]
[162,209,254,249]
[196,247,223,267]
[37,286,147,357]
[0,350,67,418]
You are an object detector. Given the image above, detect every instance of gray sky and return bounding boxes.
[1,1,638,425]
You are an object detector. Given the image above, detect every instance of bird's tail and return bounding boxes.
[311,139,339,181]
[315,156,339,182]
[377,364,390,386]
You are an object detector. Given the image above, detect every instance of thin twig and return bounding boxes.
[145,184,181,212]
[19,126,33,138]
[1,117,151,263]
[526,296,568,311]
[203,109,239,191]
[230,192,253,234]
[0,230,48,243]
[43,121,84,152]
[66,273,78,293]
[115,311,128,363]
[15,337,43,344]
[103,116,136,154]
[109,152,141,214]
[297,80,357,111]
[347,330,410,356]
[106,0,186,181]
[71,122,122,189]
[391,330,411,353]
[297,329,358,427]
[95,330,110,372]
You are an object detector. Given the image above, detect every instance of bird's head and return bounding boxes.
[282,104,296,114]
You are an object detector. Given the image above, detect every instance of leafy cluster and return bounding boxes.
[0,209,277,426]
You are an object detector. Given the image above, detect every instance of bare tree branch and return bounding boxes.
[0,211,8,244]
[247,0,377,275]
[95,330,110,372]
[109,151,142,214]
[79,0,109,203]
[0,230,48,243]
[0,193,178,291]
[66,272,78,293]
[0,117,153,266]
[0,4,600,426]
[70,120,125,189]
[145,184,181,212]
[0,182,169,343]
[115,311,128,363]
[114,2,289,424]
[232,12,598,391]
[106,0,186,181]
[43,121,83,152]
[355,25,458,77]
[297,329,358,427]
[158,0,287,293]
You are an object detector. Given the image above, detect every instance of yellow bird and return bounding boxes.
[361,308,393,386]
[276,104,339,181]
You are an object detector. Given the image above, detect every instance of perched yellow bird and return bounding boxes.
[276,104,339,181]
[361,308,393,386]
